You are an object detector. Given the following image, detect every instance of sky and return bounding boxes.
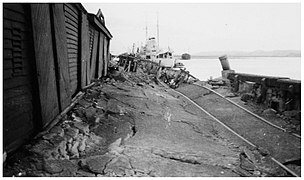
[83,3,301,55]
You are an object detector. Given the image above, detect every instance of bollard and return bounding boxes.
[219,55,235,79]
[219,55,231,70]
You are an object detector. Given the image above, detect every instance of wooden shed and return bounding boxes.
[3,3,112,154]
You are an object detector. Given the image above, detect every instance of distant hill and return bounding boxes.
[193,50,301,57]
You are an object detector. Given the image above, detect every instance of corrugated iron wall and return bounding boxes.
[3,3,112,154]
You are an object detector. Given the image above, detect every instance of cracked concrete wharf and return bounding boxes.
[4,71,287,177]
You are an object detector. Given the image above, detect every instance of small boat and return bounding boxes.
[181,53,191,60]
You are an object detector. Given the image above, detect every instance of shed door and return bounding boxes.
[3,4,41,153]
[64,3,80,96]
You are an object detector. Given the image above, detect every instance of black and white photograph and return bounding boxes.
[2,0,301,177]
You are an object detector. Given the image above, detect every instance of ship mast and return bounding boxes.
[157,12,159,50]
[145,25,148,42]
[145,15,148,42]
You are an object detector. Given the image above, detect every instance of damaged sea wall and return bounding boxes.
[3,3,112,153]
[227,73,301,113]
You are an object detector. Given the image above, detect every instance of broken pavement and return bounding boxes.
[4,69,289,177]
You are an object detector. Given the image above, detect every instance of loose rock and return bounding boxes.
[85,107,97,121]
[104,155,132,176]
[108,138,124,155]
[64,128,79,140]
[73,122,89,134]
[262,108,277,117]
[241,93,254,102]
[43,160,63,174]
[50,126,64,136]
[78,138,86,152]
[86,154,115,174]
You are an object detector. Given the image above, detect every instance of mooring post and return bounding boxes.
[219,55,235,79]
[233,75,239,92]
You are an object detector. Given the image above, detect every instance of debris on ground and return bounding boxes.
[3,62,296,177]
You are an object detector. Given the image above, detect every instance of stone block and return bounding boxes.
[89,133,105,145]
[59,160,78,176]
[107,99,126,114]
[262,108,277,117]
[222,70,235,79]
[97,98,108,110]
[42,133,57,140]
[76,170,96,177]
[30,140,54,158]
[239,81,255,93]
[50,135,66,147]
[64,127,79,139]
[73,122,90,134]
[70,141,80,158]
[49,126,64,136]
[104,155,132,176]
[43,160,63,174]
[78,138,86,152]
[85,107,97,121]
[86,154,115,174]
[241,93,254,102]
[78,99,92,108]
[108,138,124,155]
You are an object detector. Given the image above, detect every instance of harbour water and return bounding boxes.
[178,57,301,81]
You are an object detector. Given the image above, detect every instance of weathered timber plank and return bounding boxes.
[4,19,29,32]
[52,3,72,110]
[66,30,78,38]
[4,94,32,121]
[65,23,78,33]
[67,40,78,47]
[68,48,78,54]
[69,66,77,72]
[4,59,13,70]
[69,61,77,67]
[67,43,78,50]
[64,10,78,22]
[80,13,90,87]
[97,32,104,78]
[3,76,30,90]
[68,58,78,64]
[65,18,78,29]
[70,81,77,95]
[103,37,109,76]
[66,33,78,42]
[69,71,78,77]
[3,8,26,22]
[3,3,26,14]
[4,69,12,79]
[64,4,79,18]
[90,29,99,80]
[31,4,59,127]
[4,49,13,59]
[4,29,13,40]
[4,85,30,100]
[4,117,34,153]
[68,53,77,58]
